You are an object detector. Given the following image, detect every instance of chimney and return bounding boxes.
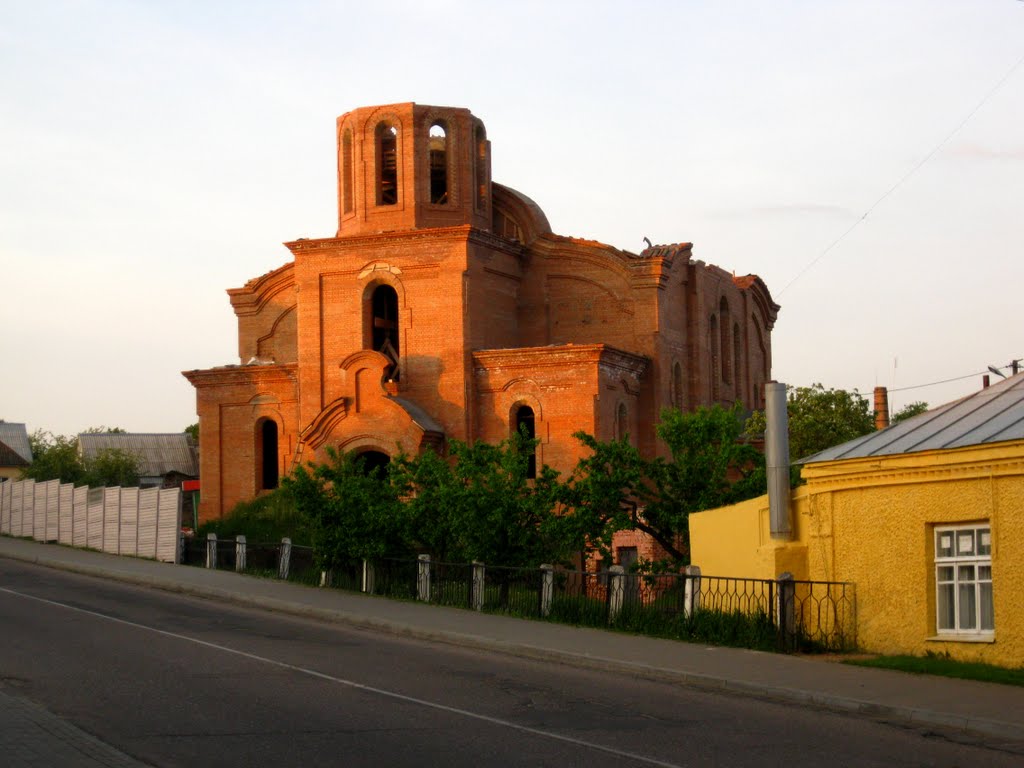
[983,374,991,389]
[873,386,890,431]
[765,382,791,539]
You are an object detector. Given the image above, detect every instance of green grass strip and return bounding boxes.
[843,653,1024,687]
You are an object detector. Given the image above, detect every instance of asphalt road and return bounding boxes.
[0,559,1020,768]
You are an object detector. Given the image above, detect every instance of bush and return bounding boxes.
[197,487,311,544]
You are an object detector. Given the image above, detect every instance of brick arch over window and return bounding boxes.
[428,120,449,205]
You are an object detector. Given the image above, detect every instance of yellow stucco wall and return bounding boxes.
[692,440,1024,666]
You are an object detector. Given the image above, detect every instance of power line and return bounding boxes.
[778,48,1024,297]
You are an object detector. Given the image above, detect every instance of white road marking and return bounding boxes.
[0,586,687,768]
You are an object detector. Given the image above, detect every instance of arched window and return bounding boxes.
[474,122,487,211]
[376,123,399,205]
[370,284,400,379]
[616,402,629,442]
[514,405,536,479]
[733,322,743,402]
[671,362,684,410]
[719,297,731,385]
[357,450,391,477]
[429,122,448,205]
[709,314,720,400]
[342,128,354,214]
[257,419,279,491]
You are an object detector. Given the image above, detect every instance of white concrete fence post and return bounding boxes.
[362,559,376,594]
[205,532,217,569]
[471,561,485,611]
[320,570,334,588]
[607,565,625,623]
[539,563,554,617]
[417,554,432,602]
[235,535,246,572]
[278,538,292,580]
[684,565,702,618]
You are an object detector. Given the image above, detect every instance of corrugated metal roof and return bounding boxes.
[78,433,198,477]
[801,372,1024,464]
[0,422,32,464]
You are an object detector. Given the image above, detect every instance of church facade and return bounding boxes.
[184,103,779,521]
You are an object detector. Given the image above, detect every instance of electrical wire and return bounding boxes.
[777,47,1024,297]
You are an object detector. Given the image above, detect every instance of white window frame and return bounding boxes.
[934,523,993,638]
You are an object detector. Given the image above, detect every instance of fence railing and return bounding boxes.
[182,537,857,652]
[0,478,181,563]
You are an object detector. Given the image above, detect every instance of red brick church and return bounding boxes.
[184,103,778,522]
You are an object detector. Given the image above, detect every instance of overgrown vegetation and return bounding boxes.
[196,487,311,544]
[843,652,1024,687]
[278,404,766,574]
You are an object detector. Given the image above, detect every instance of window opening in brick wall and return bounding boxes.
[342,128,354,214]
[376,123,399,205]
[935,524,993,635]
[709,314,720,400]
[257,419,279,491]
[357,449,391,477]
[733,322,742,401]
[371,284,400,380]
[719,297,731,385]
[671,362,684,410]
[474,122,487,211]
[514,405,536,479]
[616,402,628,442]
[429,122,448,205]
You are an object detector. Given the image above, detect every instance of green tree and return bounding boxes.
[562,404,765,567]
[638,404,765,564]
[892,401,928,424]
[745,383,875,465]
[21,430,85,484]
[83,448,142,487]
[184,423,199,442]
[284,448,405,570]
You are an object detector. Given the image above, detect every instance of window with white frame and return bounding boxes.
[934,524,993,635]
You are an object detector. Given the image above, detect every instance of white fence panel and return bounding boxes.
[58,483,74,544]
[0,480,11,535]
[156,488,181,563]
[33,481,48,542]
[45,480,60,542]
[138,488,159,559]
[118,488,139,557]
[103,488,121,554]
[72,486,88,548]
[11,480,25,537]
[87,488,105,550]
[21,479,35,538]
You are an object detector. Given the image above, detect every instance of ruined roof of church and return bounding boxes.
[801,372,1024,464]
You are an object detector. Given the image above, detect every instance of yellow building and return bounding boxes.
[691,374,1024,666]
[0,422,32,481]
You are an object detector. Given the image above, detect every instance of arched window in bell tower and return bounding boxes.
[474,122,487,211]
[376,123,399,206]
[429,122,448,205]
[342,128,354,214]
[370,284,400,379]
[513,404,536,479]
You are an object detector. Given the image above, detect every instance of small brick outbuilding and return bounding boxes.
[184,103,779,522]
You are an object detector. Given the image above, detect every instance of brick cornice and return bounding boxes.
[227,262,295,316]
[182,363,298,388]
[284,225,525,258]
[473,344,648,377]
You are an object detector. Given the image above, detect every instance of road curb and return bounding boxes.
[4,546,1023,745]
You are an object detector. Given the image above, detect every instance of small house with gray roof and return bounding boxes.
[77,433,198,489]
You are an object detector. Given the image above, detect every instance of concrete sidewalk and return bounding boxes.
[2,536,1023,748]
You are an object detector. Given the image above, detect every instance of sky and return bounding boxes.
[2,0,1022,437]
